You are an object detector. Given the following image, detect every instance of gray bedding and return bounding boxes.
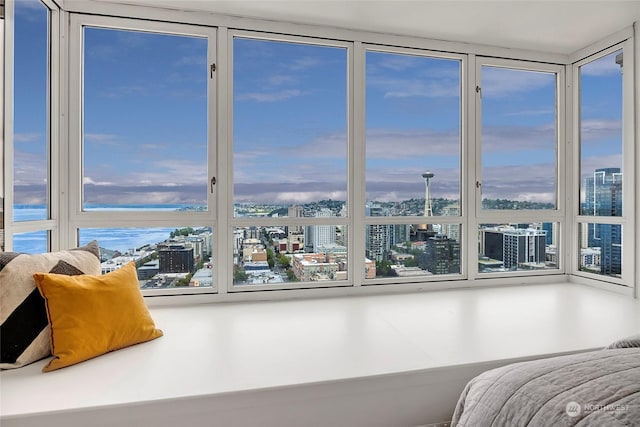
[451,347,640,426]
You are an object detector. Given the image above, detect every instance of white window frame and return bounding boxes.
[570,39,635,288]
[473,57,567,280]
[4,0,636,301]
[4,0,60,252]
[226,30,354,293]
[361,44,468,285]
[67,14,218,295]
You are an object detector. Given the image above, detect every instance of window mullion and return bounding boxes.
[351,41,365,287]
[217,26,231,294]
[467,54,479,280]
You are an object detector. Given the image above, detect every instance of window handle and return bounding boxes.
[210,176,216,193]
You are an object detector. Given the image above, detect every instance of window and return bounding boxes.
[231,33,350,290]
[479,65,558,210]
[365,48,463,283]
[232,36,347,213]
[13,0,49,221]
[69,16,216,293]
[478,222,559,272]
[476,59,563,275]
[79,227,214,289]
[13,230,49,254]
[8,5,635,297]
[7,0,58,253]
[574,43,632,283]
[82,27,209,210]
[578,50,623,217]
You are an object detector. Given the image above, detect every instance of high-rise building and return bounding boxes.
[541,222,554,246]
[306,208,336,252]
[287,205,304,234]
[393,224,411,246]
[158,244,194,273]
[441,203,460,241]
[481,226,546,269]
[366,204,391,262]
[582,168,622,275]
[419,234,460,274]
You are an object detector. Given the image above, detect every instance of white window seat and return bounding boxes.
[2,283,640,427]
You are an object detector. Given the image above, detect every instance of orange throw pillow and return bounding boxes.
[33,262,163,372]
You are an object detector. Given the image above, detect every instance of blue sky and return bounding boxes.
[13,0,48,207]
[13,0,624,209]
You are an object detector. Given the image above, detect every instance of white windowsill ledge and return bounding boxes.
[2,283,639,427]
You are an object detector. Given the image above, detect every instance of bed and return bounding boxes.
[451,336,640,426]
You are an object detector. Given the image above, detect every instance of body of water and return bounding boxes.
[12,205,192,254]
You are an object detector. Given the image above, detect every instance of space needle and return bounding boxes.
[422,171,434,217]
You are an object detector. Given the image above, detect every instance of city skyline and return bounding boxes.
[13,2,623,208]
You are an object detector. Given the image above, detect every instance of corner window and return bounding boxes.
[9,0,57,253]
[476,59,563,275]
[578,50,623,217]
[575,43,631,283]
[479,65,558,210]
[13,0,49,222]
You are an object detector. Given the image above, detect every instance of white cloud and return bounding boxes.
[290,56,322,71]
[581,53,623,76]
[13,150,46,185]
[480,163,557,202]
[273,191,347,204]
[374,54,422,71]
[115,31,150,49]
[14,133,42,143]
[580,154,622,180]
[132,159,207,185]
[236,89,310,102]
[482,123,556,152]
[175,55,207,67]
[268,74,297,86]
[99,85,149,98]
[83,177,113,186]
[505,109,555,117]
[580,119,621,144]
[368,75,460,98]
[482,67,555,98]
[366,129,460,158]
[17,0,45,10]
[84,133,120,144]
[83,185,207,205]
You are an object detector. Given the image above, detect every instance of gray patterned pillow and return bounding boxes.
[0,241,101,369]
[605,333,640,349]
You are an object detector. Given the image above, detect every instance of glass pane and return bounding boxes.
[233,38,347,217]
[578,223,622,278]
[13,205,48,221]
[83,28,208,210]
[79,227,214,289]
[478,223,558,272]
[233,225,348,285]
[14,0,49,220]
[13,230,49,254]
[579,51,623,216]
[366,223,461,278]
[366,51,461,216]
[481,66,557,209]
